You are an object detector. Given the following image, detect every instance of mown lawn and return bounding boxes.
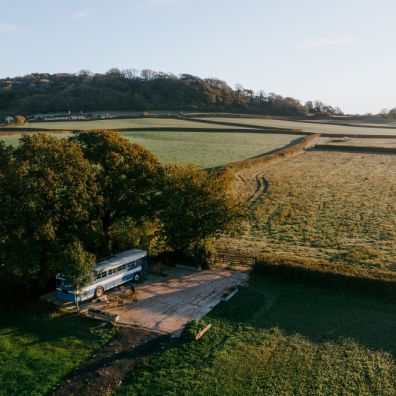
[115,273,396,396]
[0,302,116,396]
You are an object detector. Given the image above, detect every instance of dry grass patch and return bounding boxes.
[219,151,396,272]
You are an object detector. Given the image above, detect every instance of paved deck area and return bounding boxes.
[80,267,249,334]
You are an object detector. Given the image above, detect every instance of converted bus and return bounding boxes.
[56,249,148,302]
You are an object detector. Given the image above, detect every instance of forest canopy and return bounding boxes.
[0,69,342,117]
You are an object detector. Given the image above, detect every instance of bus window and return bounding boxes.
[95,271,107,279]
[127,261,135,270]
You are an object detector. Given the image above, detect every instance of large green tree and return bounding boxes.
[0,134,99,291]
[71,130,163,255]
[159,165,245,259]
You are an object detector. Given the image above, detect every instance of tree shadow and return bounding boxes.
[209,275,396,357]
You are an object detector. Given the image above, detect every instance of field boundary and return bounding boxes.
[217,134,320,173]
[180,116,306,134]
[0,126,301,134]
[187,113,396,131]
[253,254,396,299]
[313,144,396,154]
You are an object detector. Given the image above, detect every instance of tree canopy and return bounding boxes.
[159,165,245,251]
[0,70,342,117]
[0,134,99,296]
[0,131,243,304]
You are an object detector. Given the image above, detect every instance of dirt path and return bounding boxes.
[51,327,166,396]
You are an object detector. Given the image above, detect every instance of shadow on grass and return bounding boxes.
[0,301,108,345]
[208,273,396,357]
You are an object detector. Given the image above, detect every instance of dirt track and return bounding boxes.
[51,327,164,396]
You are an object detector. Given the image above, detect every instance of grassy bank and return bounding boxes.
[0,303,116,395]
[115,272,396,395]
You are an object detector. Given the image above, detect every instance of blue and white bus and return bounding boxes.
[56,249,148,303]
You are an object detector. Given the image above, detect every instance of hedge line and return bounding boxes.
[219,133,320,173]
[253,253,396,299]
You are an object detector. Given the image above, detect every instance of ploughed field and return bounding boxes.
[0,131,303,169]
[115,271,396,396]
[220,151,396,272]
[198,117,396,136]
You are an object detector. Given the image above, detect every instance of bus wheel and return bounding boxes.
[95,286,105,298]
[133,273,140,282]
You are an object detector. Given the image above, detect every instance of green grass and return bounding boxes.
[200,117,396,136]
[0,132,71,146]
[122,131,302,168]
[18,118,250,131]
[115,272,396,396]
[0,303,116,396]
[0,131,302,169]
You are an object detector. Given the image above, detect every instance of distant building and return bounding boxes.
[4,116,14,124]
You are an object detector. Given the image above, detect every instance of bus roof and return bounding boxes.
[95,249,147,272]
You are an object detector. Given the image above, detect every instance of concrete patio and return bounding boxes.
[80,267,249,334]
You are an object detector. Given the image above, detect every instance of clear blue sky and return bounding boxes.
[1,0,395,114]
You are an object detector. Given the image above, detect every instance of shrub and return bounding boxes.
[181,319,210,340]
[189,240,217,269]
[14,115,26,125]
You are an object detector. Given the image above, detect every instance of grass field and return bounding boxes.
[0,303,116,396]
[0,132,303,169]
[221,151,396,271]
[122,131,303,168]
[0,132,71,146]
[198,117,396,136]
[19,118,251,131]
[115,272,396,396]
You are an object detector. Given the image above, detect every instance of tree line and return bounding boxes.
[0,131,244,306]
[0,69,342,117]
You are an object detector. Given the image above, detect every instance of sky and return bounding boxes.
[1,0,396,114]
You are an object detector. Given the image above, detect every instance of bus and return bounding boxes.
[56,249,148,303]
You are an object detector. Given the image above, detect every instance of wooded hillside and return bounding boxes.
[0,69,342,116]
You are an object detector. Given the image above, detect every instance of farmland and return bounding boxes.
[123,131,303,168]
[17,117,251,131]
[197,116,396,136]
[115,271,396,396]
[220,150,396,272]
[0,131,303,169]
[0,303,116,396]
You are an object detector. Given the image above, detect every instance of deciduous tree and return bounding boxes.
[159,165,245,264]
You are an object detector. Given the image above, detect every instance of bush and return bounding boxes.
[14,115,26,125]
[189,240,217,269]
[181,319,210,340]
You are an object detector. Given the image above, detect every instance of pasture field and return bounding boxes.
[122,131,303,168]
[18,118,251,131]
[0,132,71,146]
[115,272,396,396]
[221,151,396,272]
[198,116,396,136]
[0,303,116,396]
[0,132,303,169]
